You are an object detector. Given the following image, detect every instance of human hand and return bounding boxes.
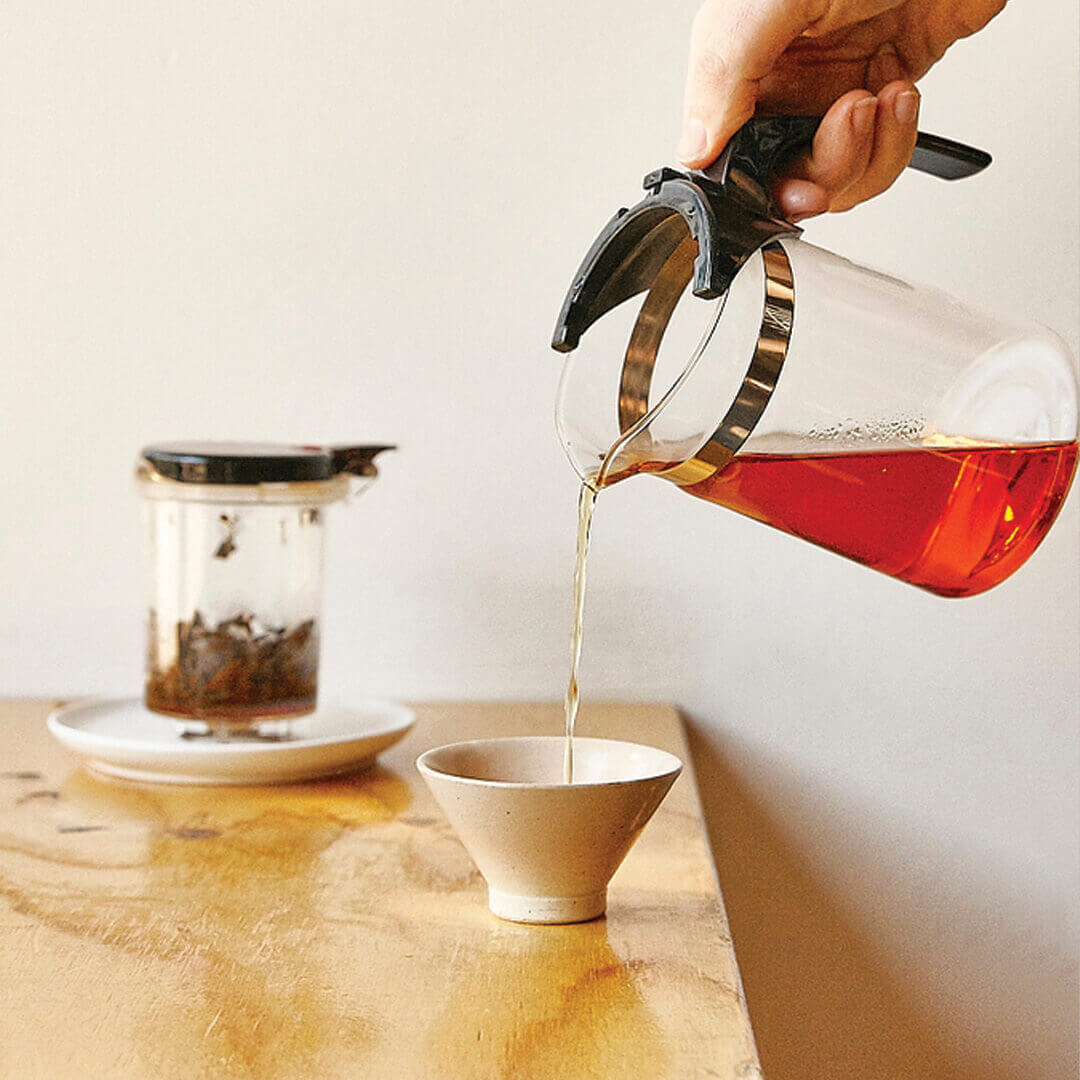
[679,0,1005,219]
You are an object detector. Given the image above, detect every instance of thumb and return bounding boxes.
[679,0,816,168]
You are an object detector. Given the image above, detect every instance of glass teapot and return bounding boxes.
[137,441,393,737]
[553,120,1078,597]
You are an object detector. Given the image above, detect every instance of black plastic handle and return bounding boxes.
[910,131,991,179]
[704,116,991,201]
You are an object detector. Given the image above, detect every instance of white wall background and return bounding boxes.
[0,3,1076,1077]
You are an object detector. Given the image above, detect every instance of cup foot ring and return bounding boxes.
[487,888,607,925]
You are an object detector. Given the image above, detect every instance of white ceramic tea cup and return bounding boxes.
[416,736,682,924]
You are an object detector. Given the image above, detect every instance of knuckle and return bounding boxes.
[693,46,731,85]
[953,0,1005,39]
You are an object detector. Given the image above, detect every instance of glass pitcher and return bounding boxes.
[553,122,1078,597]
[138,442,392,737]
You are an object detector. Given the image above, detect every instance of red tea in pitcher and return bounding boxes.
[679,440,1078,597]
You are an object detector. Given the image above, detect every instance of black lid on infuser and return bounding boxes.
[140,442,395,485]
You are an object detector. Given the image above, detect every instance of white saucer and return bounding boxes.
[47,697,415,785]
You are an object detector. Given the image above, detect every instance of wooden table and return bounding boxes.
[0,700,759,1079]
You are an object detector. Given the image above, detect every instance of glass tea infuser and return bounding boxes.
[137,442,393,737]
[553,119,1078,596]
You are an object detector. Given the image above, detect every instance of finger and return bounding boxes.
[830,81,920,212]
[773,90,877,218]
[678,0,816,168]
[771,179,830,222]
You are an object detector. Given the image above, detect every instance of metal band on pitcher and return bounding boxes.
[617,239,795,488]
[618,235,699,434]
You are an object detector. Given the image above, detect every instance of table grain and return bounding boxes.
[0,699,759,1079]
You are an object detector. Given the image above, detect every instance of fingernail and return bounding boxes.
[852,96,877,135]
[894,90,919,125]
[677,118,708,163]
